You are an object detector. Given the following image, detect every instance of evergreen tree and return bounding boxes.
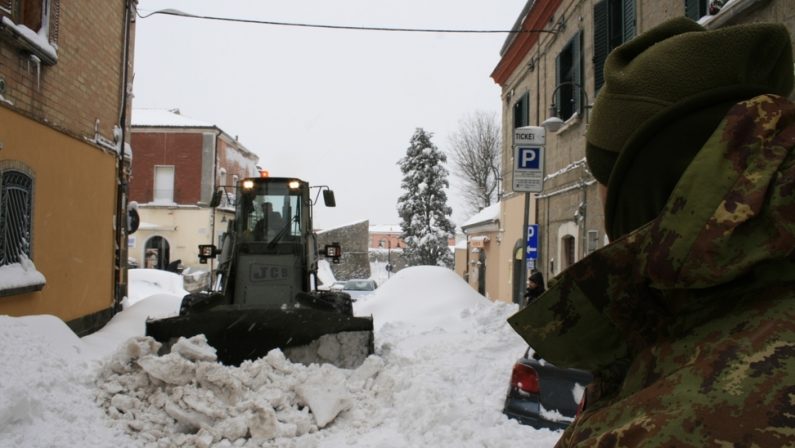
[397,128,456,268]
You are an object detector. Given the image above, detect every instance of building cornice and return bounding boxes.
[490,0,562,87]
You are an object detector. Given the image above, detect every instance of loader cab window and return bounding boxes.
[239,182,303,242]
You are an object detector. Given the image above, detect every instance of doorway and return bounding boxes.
[144,236,170,270]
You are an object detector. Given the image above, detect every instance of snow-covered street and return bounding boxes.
[0,267,561,448]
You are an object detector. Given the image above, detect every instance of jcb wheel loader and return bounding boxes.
[145,175,374,368]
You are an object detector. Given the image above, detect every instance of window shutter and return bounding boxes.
[622,0,636,42]
[555,52,562,119]
[154,166,176,202]
[20,0,42,31]
[573,31,583,115]
[513,93,530,129]
[0,0,14,19]
[593,1,608,92]
[685,0,700,20]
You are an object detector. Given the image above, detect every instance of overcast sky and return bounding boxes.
[132,0,525,229]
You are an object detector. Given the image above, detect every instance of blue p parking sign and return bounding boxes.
[517,147,541,170]
[526,224,539,260]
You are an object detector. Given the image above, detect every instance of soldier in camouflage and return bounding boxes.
[508,17,795,447]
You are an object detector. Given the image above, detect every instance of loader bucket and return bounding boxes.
[146,305,374,368]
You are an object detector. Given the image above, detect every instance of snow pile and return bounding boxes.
[0,253,46,291]
[95,335,390,446]
[355,265,486,331]
[124,268,189,307]
[2,266,562,448]
[0,316,130,448]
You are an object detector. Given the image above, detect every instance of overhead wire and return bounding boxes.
[136,8,558,34]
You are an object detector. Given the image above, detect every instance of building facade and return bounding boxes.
[0,0,136,335]
[459,193,534,303]
[129,109,259,271]
[491,0,794,287]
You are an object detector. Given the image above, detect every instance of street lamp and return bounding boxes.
[541,81,592,133]
[379,239,393,278]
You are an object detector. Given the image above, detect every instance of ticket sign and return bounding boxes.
[513,126,545,193]
[515,126,546,145]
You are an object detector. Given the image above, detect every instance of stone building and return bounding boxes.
[489,0,794,287]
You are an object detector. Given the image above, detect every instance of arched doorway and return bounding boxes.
[477,250,486,295]
[512,240,524,304]
[144,236,170,270]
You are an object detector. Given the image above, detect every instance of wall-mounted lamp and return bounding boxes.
[541,81,592,133]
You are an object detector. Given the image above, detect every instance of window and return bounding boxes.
[586,230,600,254]
[218,168,227,187]
[685,0,708,20]
[593,0,636,92]
[242,181,303,242]
[513,92,529,129]
[0,0,59,64]
[562,235,576,269]
[153,165,175,203]
[0,168,33,267]
[555,31,583,121]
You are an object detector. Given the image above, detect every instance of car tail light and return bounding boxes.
[510,363,540,394]
[576,391,587,417]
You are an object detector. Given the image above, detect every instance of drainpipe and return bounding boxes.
[112,0,135,313]
[209,128,221,287]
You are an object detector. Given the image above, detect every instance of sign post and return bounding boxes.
[514,126,545,301]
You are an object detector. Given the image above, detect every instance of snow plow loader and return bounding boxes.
[145,175,374,368]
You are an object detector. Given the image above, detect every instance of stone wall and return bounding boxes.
[368,248,407,273]
[316,220,371,280]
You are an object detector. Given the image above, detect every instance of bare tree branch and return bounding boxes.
[447,111,502,218]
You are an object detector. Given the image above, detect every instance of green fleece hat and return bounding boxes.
[586,17,794,238]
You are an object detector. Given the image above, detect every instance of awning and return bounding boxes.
[469,235,490,248]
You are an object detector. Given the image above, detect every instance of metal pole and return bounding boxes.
[521,191,530,306]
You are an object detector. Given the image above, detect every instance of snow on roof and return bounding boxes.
[461,203,501,229]
[369,224,401,234]
[132,109,216,128]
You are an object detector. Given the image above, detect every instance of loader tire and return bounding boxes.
[327,291,353,316]
[299,291,353,316]
[179,292,229,316]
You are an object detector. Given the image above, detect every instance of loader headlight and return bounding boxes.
[242,180,255,190]
[288,180,300,189]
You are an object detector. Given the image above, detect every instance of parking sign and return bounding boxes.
[526,224,538,260]
[513,126,545,193]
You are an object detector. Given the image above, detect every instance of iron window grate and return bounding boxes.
[0,170,33,266]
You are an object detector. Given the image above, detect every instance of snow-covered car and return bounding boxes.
[328,281,346,291]
[503,347,592,431]
[341,279,378,299]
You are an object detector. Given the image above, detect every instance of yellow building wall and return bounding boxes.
[0,108,117,321]
[129,207,224,270]
[460,193,536,304]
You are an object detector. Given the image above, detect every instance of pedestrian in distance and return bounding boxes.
[523,269,546,305]
[509,17,795,447]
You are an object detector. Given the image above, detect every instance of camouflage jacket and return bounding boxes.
[508,95,795,447]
